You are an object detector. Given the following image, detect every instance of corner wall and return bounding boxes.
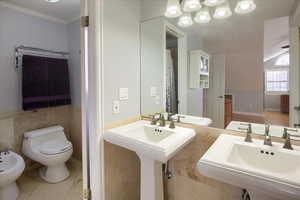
[103,0,141,124]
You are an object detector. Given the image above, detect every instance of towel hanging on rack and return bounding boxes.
[22,55,71,111]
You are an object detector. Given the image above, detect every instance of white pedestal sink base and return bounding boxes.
[138,155,156,200]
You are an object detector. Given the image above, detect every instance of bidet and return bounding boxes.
[0,151,25,200]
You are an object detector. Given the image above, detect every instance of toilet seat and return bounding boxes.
[38,140,72,155]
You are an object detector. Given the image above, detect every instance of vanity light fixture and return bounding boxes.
[165,0,183,18]
[203,0,226,7]
[178,13,194,27]
[183,0,202,12]
[164,0,257,27]
[235,0,256,14]
[213,3,232,19]
[194,7,211,24]
[45,0,60,3]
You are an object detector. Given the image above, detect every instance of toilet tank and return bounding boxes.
[23,126,68,148]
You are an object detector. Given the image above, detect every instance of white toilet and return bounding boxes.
[22,126,73,183]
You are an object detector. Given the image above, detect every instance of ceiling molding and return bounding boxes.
[0,1,67,24]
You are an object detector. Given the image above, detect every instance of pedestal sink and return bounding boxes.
[104,120,196,200]
[197,134,300,200]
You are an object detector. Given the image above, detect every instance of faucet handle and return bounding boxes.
[177,115,185,123]
[239,123,252,143]
[169,119,176,129]
[283,132,293,150]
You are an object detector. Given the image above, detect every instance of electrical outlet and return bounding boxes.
[113,100,120,114]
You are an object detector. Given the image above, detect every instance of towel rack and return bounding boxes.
[15,45,69,69]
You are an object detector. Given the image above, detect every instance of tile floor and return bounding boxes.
[17,159,82,200]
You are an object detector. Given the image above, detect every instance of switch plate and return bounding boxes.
[119,88,129,100]
[113,100,120,114]
[150,87,157,97]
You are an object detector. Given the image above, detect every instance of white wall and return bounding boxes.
[0,6,69,113]
[187,35,204,117]
[225,51,264,115]
[67,20,81,107]
[103,0,141,124]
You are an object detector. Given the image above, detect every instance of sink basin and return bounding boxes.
[197,134,300,200]
[104,120,196,200]
[172,114,212,126]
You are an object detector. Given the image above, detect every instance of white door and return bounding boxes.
[80,0,90,199]
[81,0,104,199]
[204,54,226,128]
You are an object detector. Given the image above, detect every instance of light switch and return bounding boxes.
[119,88,129,100]
[113,100,120,114]
[150,87,157,97]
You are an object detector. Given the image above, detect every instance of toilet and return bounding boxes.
[22,126,73,183]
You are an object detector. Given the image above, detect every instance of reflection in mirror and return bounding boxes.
[140,0,300,140]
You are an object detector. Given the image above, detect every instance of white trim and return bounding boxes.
[0,1,66,24]
[166,22,187,114]
[264,108,281,112]
[233,111,264,117]
[84,0,105,199]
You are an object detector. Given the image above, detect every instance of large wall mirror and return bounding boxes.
[140,0,300,141]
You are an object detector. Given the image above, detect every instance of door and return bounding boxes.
[81,0,91,199]
[81,0,105,199]
[204,54,226,128]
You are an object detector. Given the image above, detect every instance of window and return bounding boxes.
[275,53,289,66]
[265,70,289,94]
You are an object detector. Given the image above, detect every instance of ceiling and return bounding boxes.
[1,0,80,23]
[170,0,296,59]
[264,16,289,62]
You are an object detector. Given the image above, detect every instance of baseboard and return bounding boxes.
[264,108,281,112]
[233,111,264,117]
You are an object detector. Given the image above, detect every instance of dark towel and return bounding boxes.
[22,55,71,110]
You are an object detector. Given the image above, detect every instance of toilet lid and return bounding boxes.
[39,139,73,155]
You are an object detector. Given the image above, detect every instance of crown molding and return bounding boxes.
[0,1,67,24]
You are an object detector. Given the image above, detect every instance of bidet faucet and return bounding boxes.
[264,125,272,146]
[238,123,252,143]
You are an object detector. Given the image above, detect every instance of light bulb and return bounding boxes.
[235,0,256,14]
[214,3,232,19]
[165,0,183,18]
[194,8,211,24]
[183,0,202,12]
[178,13,194,28]
[203,0,225,7]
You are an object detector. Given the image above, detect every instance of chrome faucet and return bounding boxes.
[149,114,158,125]
[282,128,298,150]
[0,142,11,155]
[264,125,272,146]
[239,123,252,143]
[157,113,166,127]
